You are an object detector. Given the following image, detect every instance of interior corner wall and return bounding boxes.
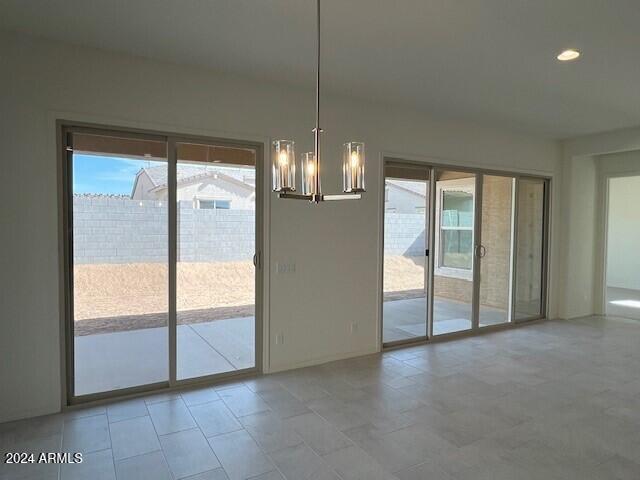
[597,150,640,297]
[559,128,640,319]
[558,155,598,319]
[0,32,560,423]
[606,176,640,290]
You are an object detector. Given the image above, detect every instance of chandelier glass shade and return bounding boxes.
[272,0,365,203]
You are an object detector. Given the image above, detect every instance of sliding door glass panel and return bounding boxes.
[514,178,545,320]
[478,175,515,326]
[433,170,475,335]
[72,133,168,395]
[176,142,257,379]
[383,165,429,343]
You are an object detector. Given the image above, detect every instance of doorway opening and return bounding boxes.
[605,175,640,320]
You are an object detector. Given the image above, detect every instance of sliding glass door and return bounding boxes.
[176,142,257,379]
[382,164,430,344]
[432,169,477,335]
[382,159,548,347]
[514,178,547,320]
[477,175,516,327]
[71,133,169,396]
[65,127,261,402]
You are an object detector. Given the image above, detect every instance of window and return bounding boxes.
[440,191,473,269]
[435,177,475,279]
[198,199,231,209]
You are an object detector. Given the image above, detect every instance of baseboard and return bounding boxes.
[267,347,380,374]
[0,404,60,425]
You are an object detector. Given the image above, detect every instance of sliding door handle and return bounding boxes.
[253,251,261,268]
[475,245,487,258]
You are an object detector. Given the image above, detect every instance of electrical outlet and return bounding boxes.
[275,333,285,345]
[350,322,358,333]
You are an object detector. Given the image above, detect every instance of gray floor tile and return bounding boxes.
[208,430,274,480]
[344,423,456,473]
[306,396,369,432]
[115,450,172,480]
[432,409,513,447]
[246,471,286,480]
[284,413,352,455]
[189,400,242,438]
[258,387,310,418]
[0,434,61,480]
[182,468,230,480]
[62,414,110,454]
[106,399,148,423]
[0,414,63,450]
[394,459,453,480]
[322,445,397,480]
[64,405,107,421]
[218,386,271,417]
[160,428,220,479]
[239,411,303,453]
[60,448,115,480]
[181,387,221,407]
[591,455,640,480]
[5,316,640,480]
[148,398,197,435]
[109,416,160,460]
[269,443,333,480]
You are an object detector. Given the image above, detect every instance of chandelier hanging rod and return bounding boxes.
[272,0,366,203]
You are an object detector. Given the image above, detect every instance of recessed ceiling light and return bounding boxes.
[557,49,580,61]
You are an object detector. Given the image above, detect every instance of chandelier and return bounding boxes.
[272,0,365,203]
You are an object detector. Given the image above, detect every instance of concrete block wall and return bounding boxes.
[177,202,255,262]
[384,213,425,256]
[72,197,255,263]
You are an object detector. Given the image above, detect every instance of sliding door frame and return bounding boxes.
[380,156,551,350]
[381,161,432,348]
[59,121,264,406]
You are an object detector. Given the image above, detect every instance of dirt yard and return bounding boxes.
[72,257,425,334]
[74,261,256,321]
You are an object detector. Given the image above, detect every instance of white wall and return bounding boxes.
[560,131,640,317]
[0,32,561,422]
[557,154,598,319]
[606,176,640,290]
[597,150,640,292]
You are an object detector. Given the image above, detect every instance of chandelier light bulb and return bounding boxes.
[272,140,295,192]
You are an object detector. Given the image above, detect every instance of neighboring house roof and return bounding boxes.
[73,193,130,199]
[132,165,255,197]
[386,179,427,197]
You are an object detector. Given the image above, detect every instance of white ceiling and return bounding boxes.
[2,0,639,139]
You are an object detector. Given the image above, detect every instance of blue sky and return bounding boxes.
[73,154,163,195]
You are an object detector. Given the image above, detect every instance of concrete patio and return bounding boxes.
[76,297,509,395]
[383,296,507,342]
[75,317,255,395]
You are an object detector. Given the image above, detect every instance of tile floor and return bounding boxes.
[2,315,640,479]
[607,287,640,320]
